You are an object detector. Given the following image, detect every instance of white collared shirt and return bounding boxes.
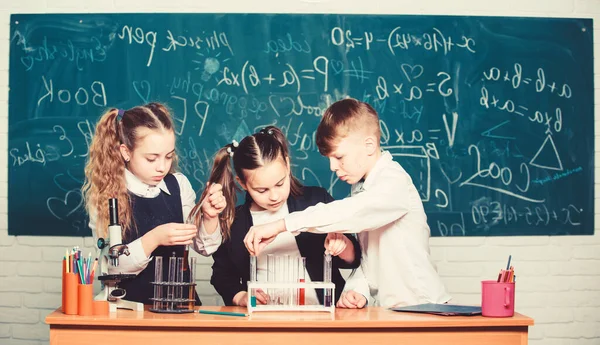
[89,170,222,275]
[284,151,451,307]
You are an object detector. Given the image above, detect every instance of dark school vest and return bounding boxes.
[119,173,201,306]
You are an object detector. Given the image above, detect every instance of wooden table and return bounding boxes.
[46,306,534,345]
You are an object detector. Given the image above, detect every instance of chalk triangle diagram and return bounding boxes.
[529,135,563,171]
[232,120,252,144]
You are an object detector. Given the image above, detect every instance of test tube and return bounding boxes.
[188,257,196,311]
[183,245,190,271]
[276,255,285,305]
[267,254,275,305]
[176,257,184,309]
[249,255,257,307]
[298,257,306,305]
[288,256,298,306]
[324,252,332,307]
[153,256,163,310]
[283,254,291,305]
[168,253,177,310]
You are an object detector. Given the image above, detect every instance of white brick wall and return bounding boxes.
[1,1,600,344]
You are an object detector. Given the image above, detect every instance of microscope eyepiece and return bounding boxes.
[109,198,119,226]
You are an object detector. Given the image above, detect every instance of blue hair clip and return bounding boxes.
[116,109,125,121]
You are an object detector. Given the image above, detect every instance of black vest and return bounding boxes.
[120,173,201,305]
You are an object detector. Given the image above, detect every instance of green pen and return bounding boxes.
[198,310,248,317]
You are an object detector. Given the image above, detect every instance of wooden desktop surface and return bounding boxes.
[46,306,534,345]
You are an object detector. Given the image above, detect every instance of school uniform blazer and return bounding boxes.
[210,186,361,306]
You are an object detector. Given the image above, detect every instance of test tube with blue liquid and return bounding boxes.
[323,252,332,307]
[249,255,257,307]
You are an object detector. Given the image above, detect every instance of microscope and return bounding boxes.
[94,198,144,312]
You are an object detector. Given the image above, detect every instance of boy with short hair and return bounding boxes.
[244,98,450,308]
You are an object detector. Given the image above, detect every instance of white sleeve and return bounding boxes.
[88,209,151,276]
[284,169,408,234]
[191,220,223,256]
[174,172,223,256]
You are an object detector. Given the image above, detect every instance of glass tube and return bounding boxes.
[298,257,306,305]
[323,253,332,307]
[276,255,285,305]
[176,257,184,309]
[188,257,196,311]
[167,254,177,310]
[288,256,298,306]
[249,255,257,307]
[153,256,163,310]
[267,254,275,305]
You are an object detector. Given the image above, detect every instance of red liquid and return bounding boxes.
[299,279,305,305]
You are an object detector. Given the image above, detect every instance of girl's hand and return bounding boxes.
[151,222,197,246]
[201,183,226,219]
[324,233,349,256]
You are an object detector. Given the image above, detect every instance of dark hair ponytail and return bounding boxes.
[189,144,239,241]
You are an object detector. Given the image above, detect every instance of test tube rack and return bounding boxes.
[149,254,197,314]
[247,282,335,314]
[149,281,197,313]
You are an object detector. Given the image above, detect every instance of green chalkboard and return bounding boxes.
[8,13,594,237]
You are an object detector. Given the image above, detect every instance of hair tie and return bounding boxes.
[260,128,274,135]
[226,140,239,158]
[116,109,125,121]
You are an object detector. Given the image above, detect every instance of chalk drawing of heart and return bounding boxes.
[401,64,424,82]
[133,80,151,103]
[439,162,462,185]
[330,59,344,75]
[47,189,83,220]
[268,95,295,117]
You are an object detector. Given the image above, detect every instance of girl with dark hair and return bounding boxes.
[195,126,361,307]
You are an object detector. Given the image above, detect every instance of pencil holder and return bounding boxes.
[481,280,515,317]
[77,284,93,316]
[63,272,78,315]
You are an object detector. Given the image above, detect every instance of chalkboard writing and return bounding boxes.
[8,14,594,237]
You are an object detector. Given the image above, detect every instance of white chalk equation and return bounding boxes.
[8,14,593,236]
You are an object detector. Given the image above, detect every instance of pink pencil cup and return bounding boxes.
[481,280,515,317]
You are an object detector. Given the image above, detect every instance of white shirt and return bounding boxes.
[284,151,451,307]
[251,204,320,305]
[89,170,222,275]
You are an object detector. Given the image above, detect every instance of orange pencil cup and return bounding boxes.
[77,284,93,316]
[61,260,66,313]
[63,272,78,315]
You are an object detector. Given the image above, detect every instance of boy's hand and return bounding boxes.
[244,219,286,256]
[336,290,367,309]
[201,183,226,219]
[324,233,349,256]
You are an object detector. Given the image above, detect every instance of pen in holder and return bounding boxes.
[149,252,196,313]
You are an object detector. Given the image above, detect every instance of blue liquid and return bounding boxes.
[250,296,257,307]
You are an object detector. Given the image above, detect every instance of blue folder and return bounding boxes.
[390,303,482,316]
